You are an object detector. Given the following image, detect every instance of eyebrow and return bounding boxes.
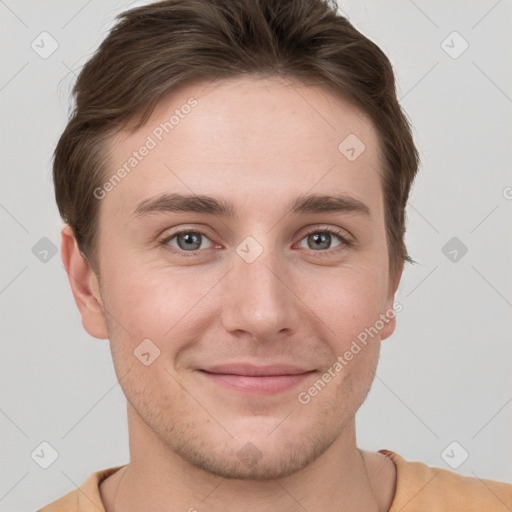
[133,192,370,219]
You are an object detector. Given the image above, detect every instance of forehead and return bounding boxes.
[104,76,384,218]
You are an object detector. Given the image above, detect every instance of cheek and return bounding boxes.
[99,255,218,337]
[302,266,388,348]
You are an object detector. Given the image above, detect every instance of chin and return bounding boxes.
[163,414,339,481]
[177,437,329,481]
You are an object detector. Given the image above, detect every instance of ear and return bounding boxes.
[61,225,108,339]
[380,260,404,341]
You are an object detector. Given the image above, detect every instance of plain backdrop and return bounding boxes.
[1,0,511,510]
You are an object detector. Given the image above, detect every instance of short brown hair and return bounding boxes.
[53,0,419,277]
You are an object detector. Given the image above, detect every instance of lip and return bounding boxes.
[198,364,316,394]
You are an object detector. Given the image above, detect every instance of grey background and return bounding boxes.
[1,0,511,510]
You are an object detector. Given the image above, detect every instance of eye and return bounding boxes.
[163,230,215,252]
[297,228,350,252]
[160,226,352,257]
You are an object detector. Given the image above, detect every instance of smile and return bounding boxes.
[198,364,316,394]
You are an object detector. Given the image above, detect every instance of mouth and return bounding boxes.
[197,364,316,394]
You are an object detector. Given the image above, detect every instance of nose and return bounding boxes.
[219,242,302,342]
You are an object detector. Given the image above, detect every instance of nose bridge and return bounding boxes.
[220,240,298,338]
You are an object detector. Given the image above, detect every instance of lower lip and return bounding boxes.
[198,371,315,394]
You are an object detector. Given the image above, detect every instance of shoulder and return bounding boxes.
[379,449,512,512]
[37,466,126,512]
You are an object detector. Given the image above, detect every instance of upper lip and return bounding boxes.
[200,364,314,376]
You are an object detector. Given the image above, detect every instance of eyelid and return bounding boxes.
[299,224,352,241]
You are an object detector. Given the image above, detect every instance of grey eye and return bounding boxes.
[299,231,342,251]
[168,231,212,251]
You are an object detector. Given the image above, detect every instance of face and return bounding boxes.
[73,76,401,480]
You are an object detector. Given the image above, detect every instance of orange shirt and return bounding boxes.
[38,449,512,511]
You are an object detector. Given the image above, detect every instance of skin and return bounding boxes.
[62,76,402,511]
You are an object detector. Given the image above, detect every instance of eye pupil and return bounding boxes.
[178,232,201,250]
[309,232,331,250]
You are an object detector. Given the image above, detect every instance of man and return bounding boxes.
[40,0,512,510]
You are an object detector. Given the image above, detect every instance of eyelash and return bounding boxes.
[160,227,353,257]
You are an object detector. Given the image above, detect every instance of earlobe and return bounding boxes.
[61,225,108,339]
